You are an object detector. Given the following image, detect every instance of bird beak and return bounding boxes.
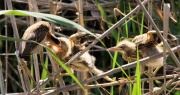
[107,47,122,52]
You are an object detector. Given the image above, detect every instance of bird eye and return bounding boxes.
[119,44,126,49]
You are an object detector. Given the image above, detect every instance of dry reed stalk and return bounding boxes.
[162,3,170,95]
[27,0,41,93]
[0,60,5,95]
[76,0,88,95]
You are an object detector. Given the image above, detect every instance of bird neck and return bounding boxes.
[44,36,70,60]
[58,37,74,58]
[46,33,60,44]
[45,41,65,58]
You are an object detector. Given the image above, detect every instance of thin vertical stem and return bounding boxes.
[78,0,84,26]
[5,0,20,50]
[77,0,88,95]
[0,60,5,95]
[148,0,152,30]
[27,0,40,93]
[147,0,153,94]
[148,67,153,95]
[4,23,8,94]
[163,3,170,95]
[4,1,8,93]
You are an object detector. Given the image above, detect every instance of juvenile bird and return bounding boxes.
[19,21,113,81]
[108,30,177,74]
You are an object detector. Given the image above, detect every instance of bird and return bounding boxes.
[107,30,177,75]
[19,21,114,81]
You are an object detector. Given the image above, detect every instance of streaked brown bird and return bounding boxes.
[19,21,113,81]
[108,30,177,74]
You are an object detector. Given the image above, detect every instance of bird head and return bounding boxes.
[107,39,136,54]
[19,21,52,58]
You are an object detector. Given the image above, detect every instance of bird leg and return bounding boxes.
[144,66,162,77]
[152,66,162,76]
[148,67,154,94]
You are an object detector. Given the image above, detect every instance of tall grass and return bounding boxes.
[132,48,142,95]
[41,57,49,80]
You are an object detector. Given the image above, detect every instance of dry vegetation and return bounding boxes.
[0,0,180,95]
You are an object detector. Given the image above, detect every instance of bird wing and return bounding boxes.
[132,30,178,46]
[132,30,157,45]
[19,21,50,58]
[69,32,100,47]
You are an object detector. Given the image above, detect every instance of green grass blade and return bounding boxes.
[136,48,142,95]
[128,3,136,34]
[140,12,144,34]
[125,20,129,38]
[0,10,97,37]
[30,63,34,89]
[45,48,85,90]
[175,91,180,95]
[132,48,142,95]
[41,57,49,80]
